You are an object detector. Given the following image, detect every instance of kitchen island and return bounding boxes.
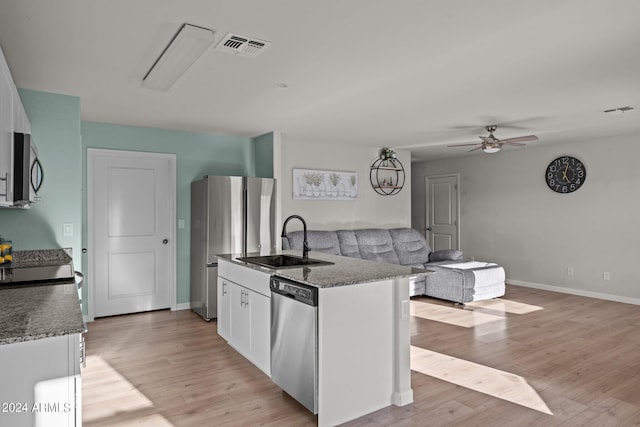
[217,250,431,427]
[0,249,85,427]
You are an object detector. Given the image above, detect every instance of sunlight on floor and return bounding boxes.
[82,355,173,426]
[466,298,544,314]
[410,300,505,328]
[410,298,544,328]
[411,346,553,415]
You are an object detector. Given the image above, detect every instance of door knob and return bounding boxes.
[163,239,169,244]
[426,227,432,231]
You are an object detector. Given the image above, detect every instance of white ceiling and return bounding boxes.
[0,0,638,161]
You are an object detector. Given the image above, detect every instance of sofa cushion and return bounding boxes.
[283,230,341,255]
[283,226,504,303]
[388,228,431,265]
[353,229,400,264]
[429,249,463,262]
[336,230,362,258]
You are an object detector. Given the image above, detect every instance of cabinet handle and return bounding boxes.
[30,157,43,193]
[222,281,227,296]
[80,336,86,368]
[241,289,250,308]
[0,172,9,198]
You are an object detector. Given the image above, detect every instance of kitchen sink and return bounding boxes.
[237,254,334,269]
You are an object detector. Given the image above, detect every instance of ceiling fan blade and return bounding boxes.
[448,116,547,132]
[479,136,496,143]
[448,143,482,147]
[500,135,538,144]
[468,146,483,152]
[503,141,526,147]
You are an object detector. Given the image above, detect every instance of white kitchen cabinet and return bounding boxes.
[217,276,230,341]
[0,334,82,427]
[217,259,271,376]
[12,85,30,134]
[229,281,251,355]
[0,56,13,205]
[249,288,270,373]
[0,44,35,208]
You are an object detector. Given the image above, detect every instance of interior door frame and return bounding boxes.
[425,173,461,250]
[87,148,177,321]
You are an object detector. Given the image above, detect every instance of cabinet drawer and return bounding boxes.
[227,261,271,297]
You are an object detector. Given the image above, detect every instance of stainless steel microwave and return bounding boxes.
[12,132,43,206]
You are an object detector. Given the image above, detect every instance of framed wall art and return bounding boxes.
[293,168,357,200]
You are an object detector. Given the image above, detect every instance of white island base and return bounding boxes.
[216,255,419,426]
[317,277,413,426]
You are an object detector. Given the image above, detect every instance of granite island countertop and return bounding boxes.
[217,250,432,288]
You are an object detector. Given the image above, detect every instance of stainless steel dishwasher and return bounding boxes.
[270,276,318,414]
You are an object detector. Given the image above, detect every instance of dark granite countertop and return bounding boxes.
[0,248,84,345]
[0,248,72,269]
[217,250,432,288]
[0,282,85,345]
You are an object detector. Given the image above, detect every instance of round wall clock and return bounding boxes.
[545,156,586,193]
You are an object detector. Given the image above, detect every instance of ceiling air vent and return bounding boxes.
[215,33,271,58]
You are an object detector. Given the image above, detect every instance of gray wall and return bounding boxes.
[412,132,640,304]
[279,138,411,231]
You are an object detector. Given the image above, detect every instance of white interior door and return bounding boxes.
[426,174,460,251]
[88,149,176,318]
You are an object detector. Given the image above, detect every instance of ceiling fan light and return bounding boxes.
[482,146,500,154]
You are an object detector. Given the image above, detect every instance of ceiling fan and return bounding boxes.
[448,125,538,153]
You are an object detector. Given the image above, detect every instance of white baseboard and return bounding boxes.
[392,389,414,407]
[508,279,640,306]
[83,304,192,322]
[175,302,191,311]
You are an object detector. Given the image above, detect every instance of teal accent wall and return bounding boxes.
[252,132,274,178]
[81,121,255,307]
[0,89,82,266]
[1,88,270,314]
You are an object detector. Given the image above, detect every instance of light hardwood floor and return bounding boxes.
[82,285,640,426]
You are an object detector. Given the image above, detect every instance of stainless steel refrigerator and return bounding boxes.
[190,176,276,321]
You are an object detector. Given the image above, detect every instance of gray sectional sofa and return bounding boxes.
[282,227,505,304]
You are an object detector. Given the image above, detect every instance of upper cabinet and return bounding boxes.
[0,44,36,208]
[0,54,13,205]
[12,85,30,134]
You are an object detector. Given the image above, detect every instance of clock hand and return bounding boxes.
[562,164,569,182]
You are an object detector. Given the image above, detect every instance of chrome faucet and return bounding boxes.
[281,215,309,259]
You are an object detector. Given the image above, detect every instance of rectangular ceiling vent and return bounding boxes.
[215,33,271,58]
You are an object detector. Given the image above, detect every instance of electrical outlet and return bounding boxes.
[567,267,574,276]
[63,223,74,237]
[178,219,185,229]
[603,272,611,281]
